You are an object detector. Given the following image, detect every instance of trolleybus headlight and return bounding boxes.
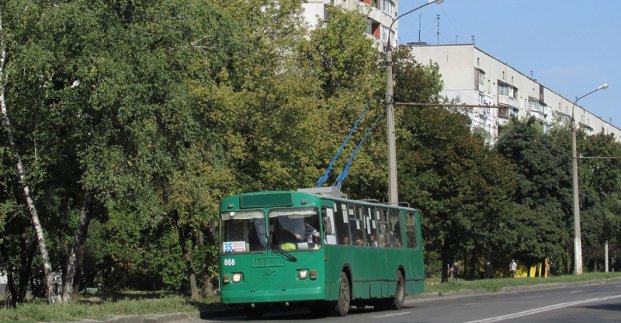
[298,269,308,280]
[232,272,243,283]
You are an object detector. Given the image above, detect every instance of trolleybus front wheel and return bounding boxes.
[331,271,351,316]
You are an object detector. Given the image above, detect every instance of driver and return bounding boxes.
[294,223,320,243]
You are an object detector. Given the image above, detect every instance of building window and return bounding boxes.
[381,25,393,42]
[368,19,380,39]
[498,106,509,119]
[539,84,545,101]
[475,68,485,92]
[498,82,517,99]
[498,83,509,96]
[380,0,395,15]
[528,98,546,113]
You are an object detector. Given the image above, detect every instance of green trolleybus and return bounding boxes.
[218,187,424,318]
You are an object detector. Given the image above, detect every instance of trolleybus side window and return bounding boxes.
[367,207,379,247]
[321,207,337,245]
[351,205,366,246]
[387,209,402,248]
[405,211,418,249]
[334,203,351,245]
[221,210,266,253]
[376,208,389,247]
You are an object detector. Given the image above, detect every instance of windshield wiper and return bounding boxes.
[269,243,297,262]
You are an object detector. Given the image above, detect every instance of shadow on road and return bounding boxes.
[198,302,407,321]
[579,302,621,313]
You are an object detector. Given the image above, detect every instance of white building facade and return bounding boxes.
[302,0,398,48]
[406,43,621,143]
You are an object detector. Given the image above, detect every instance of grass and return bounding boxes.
[2,272,621,322]
[424,272,621,294]
[0,294,207,323]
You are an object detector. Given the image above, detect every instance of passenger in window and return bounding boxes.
[354,234,365,246]
[392,222,402,247]
[386,231,400,247]
[369,234,379,247]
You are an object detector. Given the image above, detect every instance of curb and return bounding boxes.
[71,312,195,323]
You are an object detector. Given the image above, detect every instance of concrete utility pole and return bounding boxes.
[385,0,444,205]
[571,83,608,275]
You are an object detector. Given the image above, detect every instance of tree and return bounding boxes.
[73,0,241,299]
[392,47,521,280]
[299,7,386,196]
[1,0,243,302]
[496,119,572,272]
[0,3,56,304]
[578,132,621,270]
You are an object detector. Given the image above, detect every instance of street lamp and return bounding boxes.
[571,83,608,275]
[385,0,444,205]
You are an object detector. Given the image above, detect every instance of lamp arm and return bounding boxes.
[386,1,438,51]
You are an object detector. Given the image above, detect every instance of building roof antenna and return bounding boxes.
[418,14,422,42]
[436,14,440,44]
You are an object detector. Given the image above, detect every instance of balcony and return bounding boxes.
[497,95,517,108]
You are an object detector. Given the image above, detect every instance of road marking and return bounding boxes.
[463,294,621,323]
[373,311,411,318]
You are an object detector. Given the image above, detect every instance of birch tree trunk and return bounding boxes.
[0,10,56,304]
[61,194,91,303]
[178,223,200,300]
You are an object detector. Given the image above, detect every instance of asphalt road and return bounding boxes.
[191,280,621,323]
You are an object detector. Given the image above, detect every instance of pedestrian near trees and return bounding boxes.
[509,259,517,278]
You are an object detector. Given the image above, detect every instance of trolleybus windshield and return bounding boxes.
[221,210,266,254]
[268,207,321,251]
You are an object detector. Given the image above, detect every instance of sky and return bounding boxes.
[397,0,621,128]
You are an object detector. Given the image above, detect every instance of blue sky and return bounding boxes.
[398,0,621,128]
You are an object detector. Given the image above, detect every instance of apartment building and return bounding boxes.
[406,43,621,143]
[302,0,398,48]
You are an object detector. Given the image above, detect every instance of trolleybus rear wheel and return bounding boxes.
[390,271,406,310]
